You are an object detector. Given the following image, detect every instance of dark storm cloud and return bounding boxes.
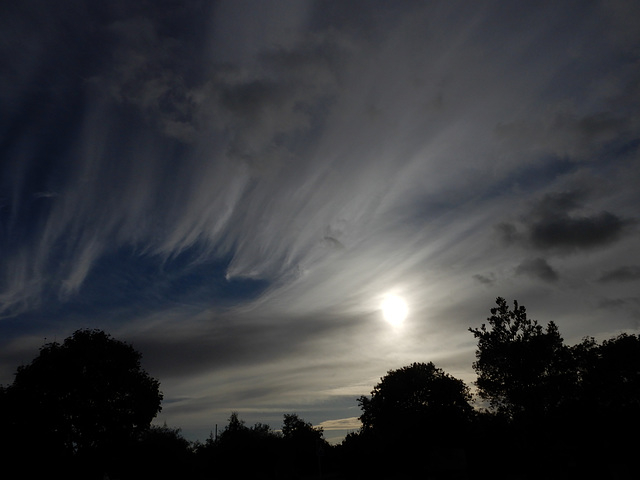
[529,211,630,251]
[498,191,635,253]
[597,266,640,283]
[516,258,559,283]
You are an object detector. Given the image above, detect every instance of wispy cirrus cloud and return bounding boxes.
[317,417,361,431]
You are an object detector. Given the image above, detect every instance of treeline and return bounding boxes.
[347,298,640,479]
[190,412,332,479]
[1,298,639,479]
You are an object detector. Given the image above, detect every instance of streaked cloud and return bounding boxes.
[317,417,361,431]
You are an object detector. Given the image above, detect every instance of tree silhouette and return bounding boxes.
[468,299,640,478]
[0,329,162,478]
[355,362,473,477]
[586,333,640,412]
[359,362,473,437]
[126,424,194,480]
[282,413,327,476]
[566,333,640,467]
[282,412,324,443]
[219,411,248,440]
[211,412,283,479]
[2,302,638,479]
[469,297,573,420]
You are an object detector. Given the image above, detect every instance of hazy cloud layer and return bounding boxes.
[598,266,640,283]
[1,0,640,440]
[516,258,559,283]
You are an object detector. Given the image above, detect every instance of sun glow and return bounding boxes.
[381,294,408,327]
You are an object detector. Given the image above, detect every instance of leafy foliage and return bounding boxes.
[282,412,323,442]
[352,362,473,477]
[201,411,327,479]
[358,362,473,452]
[359,362,473,436]
[469,297,572,419]
[467,298,640,477]
[127,424,195,480]
[0,329,162,478]
[569,333,640,424]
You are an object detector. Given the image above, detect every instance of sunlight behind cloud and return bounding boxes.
[381,294,408,327]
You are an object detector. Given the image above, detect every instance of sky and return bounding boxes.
[1,0,639,444]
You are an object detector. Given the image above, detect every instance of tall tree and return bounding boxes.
[469,297,573,420]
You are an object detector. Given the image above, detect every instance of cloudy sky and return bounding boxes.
[2,0,639,443]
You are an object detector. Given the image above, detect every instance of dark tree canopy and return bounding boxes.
[352,362,473,478]
[571,333,640,420]
[282,412,324,443]
[210,412,326,479]
[282,413,327,475]
[1,329,162,468]
[466,298,640,477]
[220,411,247,439]
[127,424,194,480]
[359,362,473,438]
[469,297,572,419]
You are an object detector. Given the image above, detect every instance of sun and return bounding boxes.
[381,294,408,327]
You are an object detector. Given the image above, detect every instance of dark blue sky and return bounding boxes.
[1,0,639,443]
